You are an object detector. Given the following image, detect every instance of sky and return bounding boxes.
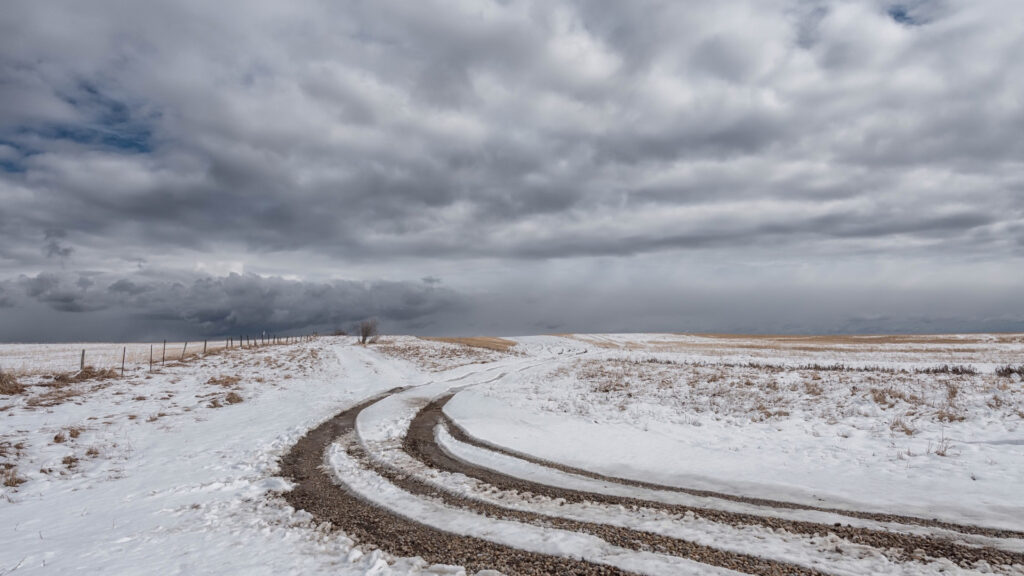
[1,0,1023,342]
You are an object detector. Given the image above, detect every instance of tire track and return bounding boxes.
[440,405,1024,541]
[280,389,639,576]
[406,394,1024,569]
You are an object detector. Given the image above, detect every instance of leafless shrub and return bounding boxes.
[995,365,1024,378]
[359,318,379,345]
[915,364,978,375]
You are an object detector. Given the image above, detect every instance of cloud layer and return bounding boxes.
[1,0,1023,340]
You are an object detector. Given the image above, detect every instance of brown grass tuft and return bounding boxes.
[890,415,916,436]
[206,375,241,387]
[53,432,66,444]
[1,369,25,395]
[52,366,120,384]
[2,467,26,487]
[225,391,244,404]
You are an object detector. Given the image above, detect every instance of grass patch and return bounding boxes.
[51,366,120,384]
[2,467,26,488]
[422,337,518,352]
[206,375,241,387]
[225,391,244,404]
[0,369,24,395]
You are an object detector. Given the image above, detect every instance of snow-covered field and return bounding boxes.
[1,334,1022,575]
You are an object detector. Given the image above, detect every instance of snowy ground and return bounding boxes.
[1,334,1022,575]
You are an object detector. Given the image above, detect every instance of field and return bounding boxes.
[1,334,1023,575]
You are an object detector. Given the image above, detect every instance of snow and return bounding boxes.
[2,333,1023,575]
[0,338,473,575]
[443,335,1024,532]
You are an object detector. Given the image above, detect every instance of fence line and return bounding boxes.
[0,332,321,376]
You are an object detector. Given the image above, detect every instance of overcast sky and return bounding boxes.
[1,0,1023,341]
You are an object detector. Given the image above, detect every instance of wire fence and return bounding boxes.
[0,334,318,376]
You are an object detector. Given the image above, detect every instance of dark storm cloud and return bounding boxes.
[0,0,1023,339]
[0,271,459,339]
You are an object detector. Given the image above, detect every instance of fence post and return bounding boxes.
[150,345,153,372]
[80,349,85,371]
[182,342,188,361]
[203,340,207,355]
[121,347,126,377]
[162,340,166,365]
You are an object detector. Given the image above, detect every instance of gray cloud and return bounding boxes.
[1,0,1023,340]
[0,271,460,340]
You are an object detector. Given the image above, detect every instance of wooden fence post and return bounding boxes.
[80,349,85,371]
[162,340,166,365]
[182,342,188,360]
[150,345,153,372]
[203,340,207,355]
[121,347,126,377]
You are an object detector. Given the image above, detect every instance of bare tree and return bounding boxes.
[359,318,379,344]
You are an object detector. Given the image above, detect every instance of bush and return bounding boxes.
[995,365,1024,378]
[359,318,379,345]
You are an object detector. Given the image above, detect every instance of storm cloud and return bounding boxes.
[1,0,1023,340]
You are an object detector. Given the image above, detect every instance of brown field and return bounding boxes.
[421,337,518,352]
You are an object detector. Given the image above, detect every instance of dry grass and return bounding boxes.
[2,467,26,487]
[996,365,1024,378]
[62,455,79,469]
[51,366,120,384]
[225,391,244,404]
[378,337,514,372]
[0,369,24,395]
[889,415,917,436]
[421,337,518,352]
[206,374,241,387]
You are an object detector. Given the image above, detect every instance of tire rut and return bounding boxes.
[407,394,1024,569]
[441,406,1024,541]
[279,389,639,576]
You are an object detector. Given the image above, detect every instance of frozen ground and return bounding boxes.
[1,333,1022,575]
[446,334,1024,530]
